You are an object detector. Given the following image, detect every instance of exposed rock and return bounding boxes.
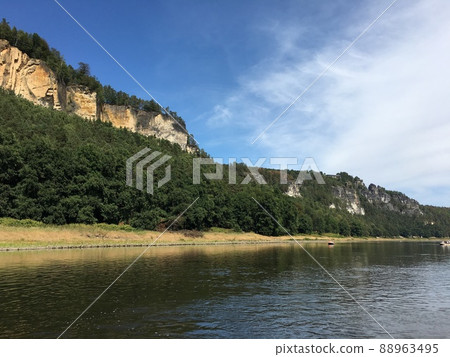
[66,85,97,120]
[101,104,137,131]
[0,40,191,149]
[328,176,423,217]
[285,183,302,198]
[100,105,188,150]
[136,111,188,150]
[389,191,423,215]
[186,145,199,154]
[0,39,63,109]
[361,183,423,216]
[364,184,392,204]
[332,186,365,215]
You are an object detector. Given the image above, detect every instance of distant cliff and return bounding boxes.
[327,175,423,216]
[284,173,423,218]
[0,39,190,150]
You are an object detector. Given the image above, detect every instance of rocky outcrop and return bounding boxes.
[332,185,365,215]
[66,85,97,121]
[363,184,391,204]
[0,39,63,110]
[329,178,423,216]
[101,104,136,131]
[136,111,188,150]
[285,183,302,198]
[100,105,188,150]
[361,183,423,216]
[0,39,190,149]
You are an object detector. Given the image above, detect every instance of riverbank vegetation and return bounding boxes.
[1,218,439,250]
[0,219,289,249]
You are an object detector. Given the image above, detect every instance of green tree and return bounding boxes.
[298,214,313,234]
[350,220,364,237]
[76,62,90,77]
[339,218,351,236]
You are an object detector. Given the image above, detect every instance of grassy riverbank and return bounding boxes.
[0,219,441,251]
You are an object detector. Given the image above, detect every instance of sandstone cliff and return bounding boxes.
[0,39,190,150]
[361,183,423,216]
[332,185,366,215]
[100,105,188,150]
[330,178,423,216]
[0,39,63,110]
[66,85,97,121]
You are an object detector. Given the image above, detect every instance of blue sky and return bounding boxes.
[2,0,450,206]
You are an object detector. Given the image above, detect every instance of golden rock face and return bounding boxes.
[66,85,97,121]
[100,105,188,150]
[0,40,62,109]
[0,39,189,150]
[100,104,137,131]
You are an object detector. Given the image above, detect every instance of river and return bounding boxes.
[0,241,449,338]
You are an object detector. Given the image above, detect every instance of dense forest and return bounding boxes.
[0,18,186,128]
[1,89,449,237]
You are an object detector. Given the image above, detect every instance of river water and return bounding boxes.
[0,241,449,338]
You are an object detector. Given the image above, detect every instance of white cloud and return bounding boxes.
[207,104,233,127]
[201,0,450,206]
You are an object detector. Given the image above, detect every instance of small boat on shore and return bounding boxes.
[328,241,335,246]
[439,241,450,246]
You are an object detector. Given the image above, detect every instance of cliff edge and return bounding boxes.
[0,39,190,150]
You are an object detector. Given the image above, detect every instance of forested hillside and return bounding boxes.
[1,89,449,237]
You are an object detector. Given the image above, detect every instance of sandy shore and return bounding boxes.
[0,225,440,251]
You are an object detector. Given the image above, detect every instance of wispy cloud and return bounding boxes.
[200,0,450,206]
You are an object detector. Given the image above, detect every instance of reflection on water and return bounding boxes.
[0,242,449,338]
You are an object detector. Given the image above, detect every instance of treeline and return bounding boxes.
[1,89,449,237]
[0,19,185,128]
